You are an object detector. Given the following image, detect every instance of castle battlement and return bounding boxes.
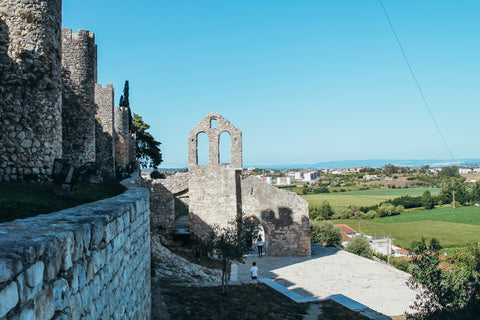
[62,28,95,42]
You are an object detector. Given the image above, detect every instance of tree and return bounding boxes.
[428,238,442,253]
[407,253,480,319]
[119,80,132,131]
[312,201,334,220]
[345,234,373,259]
[410,237,428,254]
[438,166,460,179]
[204,217,259,294]
[310,220,342,248]
[422,190,434,210]
[132,114,162,169]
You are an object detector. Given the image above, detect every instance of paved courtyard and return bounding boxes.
[233,244,418,317]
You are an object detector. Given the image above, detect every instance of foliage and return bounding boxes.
[422,191,435,209]
[310,220,342,248]
[391,257,410,272]
[345,234,373,259]
[438,166,460,179]
[406,253,480,319]
[150,170,165,179]
[310,201,334,220]
[204,217,259,294]
[132,113,163,169]
[119,80,133,131]
[409,237,442,255]
[174,198,189,219]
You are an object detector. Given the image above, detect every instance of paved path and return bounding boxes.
[233,244,418,317]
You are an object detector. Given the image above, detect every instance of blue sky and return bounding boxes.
[63,0,480,168]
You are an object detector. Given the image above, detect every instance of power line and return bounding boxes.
[378,0,455,162]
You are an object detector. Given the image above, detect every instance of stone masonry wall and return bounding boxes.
[0,0,63,181]
[242,176,311,256]
[188,112,243,239]
[95,83,115,176]
[114,106,131,171]
[61,28,97,167]
[0,175,151,319]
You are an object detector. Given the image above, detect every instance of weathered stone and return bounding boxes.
[0,281,19,318]
[25,261,44,288]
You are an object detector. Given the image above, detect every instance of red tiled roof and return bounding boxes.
[335,224,357,234]
[395,248,411,255]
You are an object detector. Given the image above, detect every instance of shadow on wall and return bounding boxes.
[95,119,115,176]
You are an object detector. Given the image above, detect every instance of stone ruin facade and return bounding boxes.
[0,0,135,181]
[148,112,311,256]
[188,112,243,236]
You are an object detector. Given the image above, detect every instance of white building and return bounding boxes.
[304,171,319,182]
[276,176,292,185]
[294,172,304,180]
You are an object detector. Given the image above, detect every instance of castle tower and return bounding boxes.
[114,105,131,172]
[95,83,115,175]
[61,29,97,167]
[188,112,243,239]
[0,0,63,181]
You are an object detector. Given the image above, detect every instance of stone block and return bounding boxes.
[0,260,15,284]
[34,288,55,320]
[0,281,19,318]
[53,278,68,312]
[19,308,35,320]
[26,261,44,289]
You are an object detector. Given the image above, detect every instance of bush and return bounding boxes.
[310,220,342,248]
[150,170,165,179]
[390,257,409,272]
[345,235,373,259]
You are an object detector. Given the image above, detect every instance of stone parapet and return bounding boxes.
[0,175,152,319]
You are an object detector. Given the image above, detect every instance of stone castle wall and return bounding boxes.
[95,83,115,175]
[0,0,63,181]
[114,106,131,171]
[61,29,97,167]
[0,176,151,319]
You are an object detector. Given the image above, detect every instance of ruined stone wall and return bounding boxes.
[188,112,243,239]
[242,176,311,256]
[0,0,63,181]
[61,28,97,167]
[95,83,115,176]
[143,173,189,241]
[114,106,131,171]
[0,176,151,319]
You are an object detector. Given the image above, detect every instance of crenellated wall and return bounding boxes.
[0,0,63,182]
[61,28,97,167]
[95,83,115,176]
[0,176,152,319]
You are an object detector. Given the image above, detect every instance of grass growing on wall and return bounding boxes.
[0,179,125,223]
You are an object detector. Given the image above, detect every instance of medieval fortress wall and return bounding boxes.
[0,0,134,182]
[0,0,63,180]
[0,176,151,320]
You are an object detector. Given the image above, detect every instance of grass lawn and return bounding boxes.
[0,179,125,223]
[332,206,480,251]
[303,187,440,208]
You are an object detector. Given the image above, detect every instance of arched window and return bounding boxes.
[210,118,217,129]
[219,131,231,164]
[196,132,209,166]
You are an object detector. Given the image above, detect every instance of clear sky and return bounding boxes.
[62,0,480,168]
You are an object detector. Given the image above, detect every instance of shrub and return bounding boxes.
[150,170,165,179]
[345,235,373,259]
[310,220,342,248]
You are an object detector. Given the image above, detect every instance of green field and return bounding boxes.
[332,206,480,251]
[303,187,440,208]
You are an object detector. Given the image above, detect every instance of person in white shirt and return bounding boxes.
[257,235,264,257]
[250,262,258,280]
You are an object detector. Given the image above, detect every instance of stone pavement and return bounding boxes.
[233,244,418,317]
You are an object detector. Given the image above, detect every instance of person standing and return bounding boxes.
[257,235,264,257]
[250,262,258,280]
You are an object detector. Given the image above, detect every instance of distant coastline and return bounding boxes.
[156,158,480,172]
